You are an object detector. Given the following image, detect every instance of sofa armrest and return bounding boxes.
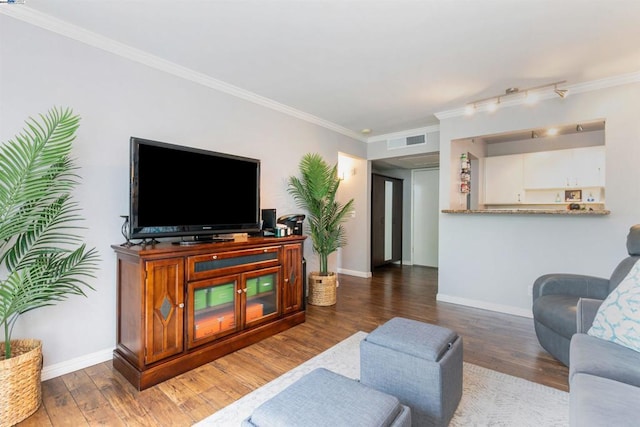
[576,298,603,333]
[532,274,610,304]
[570,333,640,388]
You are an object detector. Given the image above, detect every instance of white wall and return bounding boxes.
[486,130,604,157]
[438,83,640,317]
[337,153,370,277]
[0,15,368,376]
[412,168,440,267]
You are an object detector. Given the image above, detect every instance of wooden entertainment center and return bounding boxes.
[111,235,306,390]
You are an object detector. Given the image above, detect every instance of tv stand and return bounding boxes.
[173,236,233,245]
[112,235,306,390]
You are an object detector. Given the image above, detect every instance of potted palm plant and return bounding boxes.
[0,107,99,425]
[287,153,354,306]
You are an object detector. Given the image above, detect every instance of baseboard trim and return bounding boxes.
[41,347,114,381]
[337,268,371,278]
[436,293,533,318]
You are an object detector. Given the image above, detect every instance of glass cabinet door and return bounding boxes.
[243,266,280,327]
[187,275,239,349]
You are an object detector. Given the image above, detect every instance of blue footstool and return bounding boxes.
[360,317,463,427]
[242,367,411,427]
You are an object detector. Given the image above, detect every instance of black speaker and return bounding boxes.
[261,208,276,231]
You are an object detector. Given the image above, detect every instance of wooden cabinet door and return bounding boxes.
[144,258,184,364]
[484,154,524,204]
[282,243,303,314]
[243,266,280,327]
[187,275,240,349]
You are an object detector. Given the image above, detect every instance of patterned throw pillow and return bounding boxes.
[588,259,640,352]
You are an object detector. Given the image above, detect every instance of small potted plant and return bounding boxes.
[0,107,99,425]
[287,153,354,306]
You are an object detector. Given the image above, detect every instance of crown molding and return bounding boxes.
[0,6,366,142]
[366,124,440,143]
[435,70,640,120]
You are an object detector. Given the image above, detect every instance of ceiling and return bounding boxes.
[5,0,640,142]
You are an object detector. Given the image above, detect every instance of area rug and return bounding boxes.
[194,331,569,426]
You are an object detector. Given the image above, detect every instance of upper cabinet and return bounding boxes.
[523,146,605,190]
[483,154,524,204]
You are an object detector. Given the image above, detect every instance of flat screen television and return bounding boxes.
[129,137,260,240]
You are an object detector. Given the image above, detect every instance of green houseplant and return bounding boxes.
[0,107,99,424]
[287,153,354,306]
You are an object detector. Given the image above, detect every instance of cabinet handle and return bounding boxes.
[243,288,247,293]
[237,289,243,294]
[284,278,289,283]
[263,249,268,253]
[178,303,184,308]
[212,255,218,259]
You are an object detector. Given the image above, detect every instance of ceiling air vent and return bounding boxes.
[387,133,426,150]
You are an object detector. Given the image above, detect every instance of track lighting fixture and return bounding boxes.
[465,80,568,115]
[576,124,583,132]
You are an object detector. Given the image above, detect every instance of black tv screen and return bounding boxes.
[129,137,260,239]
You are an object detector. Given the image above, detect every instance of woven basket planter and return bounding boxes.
[0,339,43,427]
[308,272,337,306]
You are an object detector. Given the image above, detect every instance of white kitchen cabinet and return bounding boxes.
[571,146,605,188]
[523,150,572,189]
[523,146,605,189]
[483,154,524,204]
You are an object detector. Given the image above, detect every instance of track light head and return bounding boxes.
[465,104,476,116]
[554,88,569,98]
[576,124,583,132]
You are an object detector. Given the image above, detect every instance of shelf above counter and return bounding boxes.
[442,209,610,215]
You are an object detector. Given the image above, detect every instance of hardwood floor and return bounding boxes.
[19,265,568,426]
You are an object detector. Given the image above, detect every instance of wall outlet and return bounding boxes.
[527,285,533,297]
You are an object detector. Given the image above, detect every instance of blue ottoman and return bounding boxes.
[242,367,411,427]
[360,317,463,427]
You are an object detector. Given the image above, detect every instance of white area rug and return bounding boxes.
[195,331,569,426]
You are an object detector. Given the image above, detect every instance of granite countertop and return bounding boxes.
[442,209,611,215]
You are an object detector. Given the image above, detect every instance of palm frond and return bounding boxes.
[0,107,98,359]
[287,153,354,275]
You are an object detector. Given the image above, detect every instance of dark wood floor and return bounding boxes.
[19,265,568,426]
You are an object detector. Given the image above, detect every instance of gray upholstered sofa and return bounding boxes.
[568,298,640,427]
[532,225,640,366]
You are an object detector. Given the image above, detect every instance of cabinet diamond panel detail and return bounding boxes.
[159,296,173,320]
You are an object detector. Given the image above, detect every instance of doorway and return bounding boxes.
[371,173,403,268]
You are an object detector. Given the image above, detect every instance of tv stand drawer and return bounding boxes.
[187,246,280,281]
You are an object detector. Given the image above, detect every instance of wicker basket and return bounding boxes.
[0,339,43,427]
[308,272,337,306]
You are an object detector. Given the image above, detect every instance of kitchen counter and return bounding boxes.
[442,209,610,215]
